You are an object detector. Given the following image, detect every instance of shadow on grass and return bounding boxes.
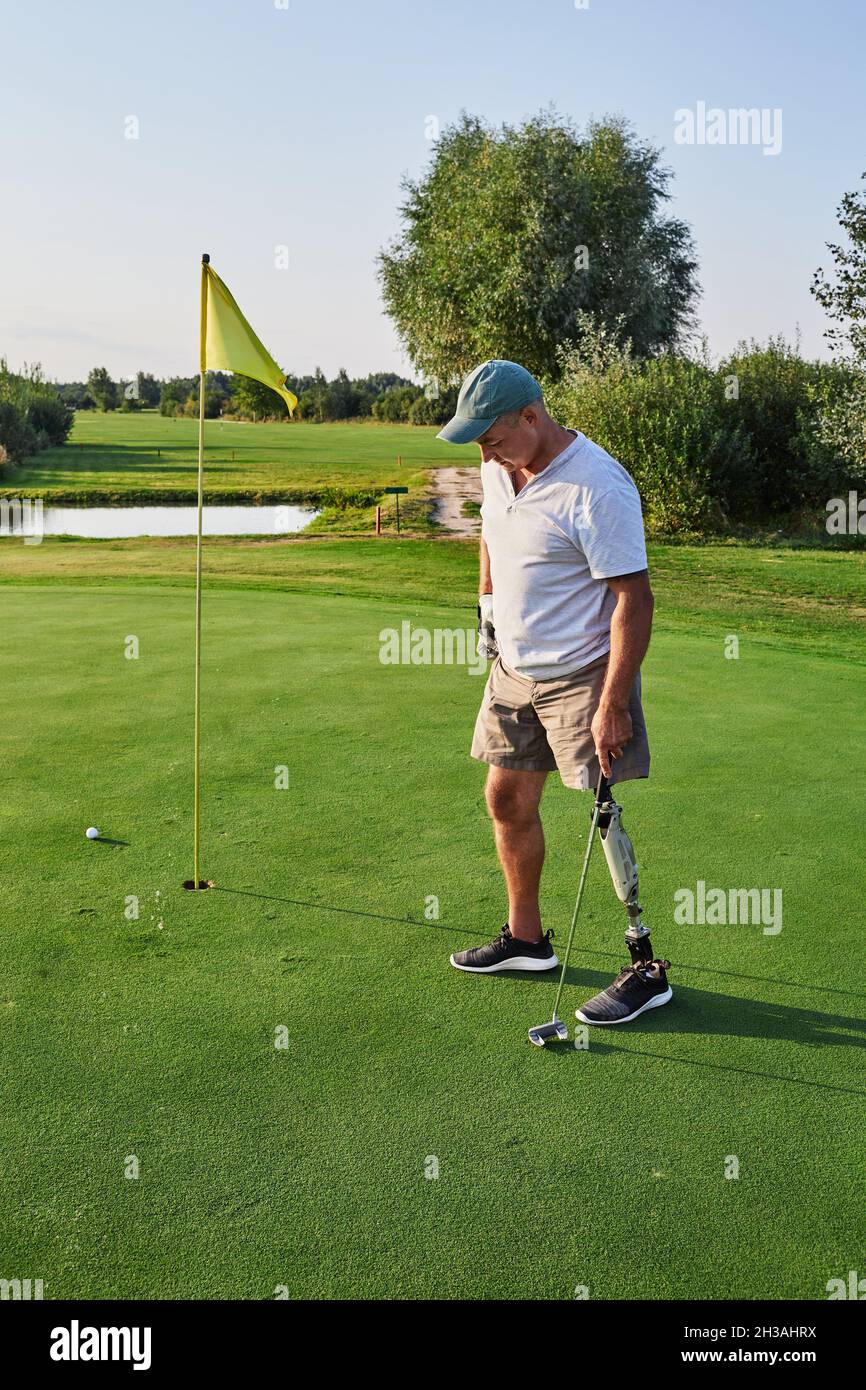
[573,945,866,1002]
[531,966,866,1096]
[215,886,866,1009]
[212,884,477,936]
[214,886,866,1093]
[210,885,865,1087]
[23,443,197,470]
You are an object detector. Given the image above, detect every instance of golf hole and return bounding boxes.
[183,879,214,891]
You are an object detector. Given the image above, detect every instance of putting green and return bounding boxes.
[1,582,863,1299]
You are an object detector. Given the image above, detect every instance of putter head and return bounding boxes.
[528,1018,569,1048]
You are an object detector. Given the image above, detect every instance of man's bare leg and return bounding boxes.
[484,766,548,942]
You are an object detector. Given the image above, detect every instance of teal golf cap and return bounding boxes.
[437,359,542,444]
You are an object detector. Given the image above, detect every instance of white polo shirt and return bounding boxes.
[481,430,648,680]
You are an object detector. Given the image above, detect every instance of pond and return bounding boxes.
[8,504,319,539]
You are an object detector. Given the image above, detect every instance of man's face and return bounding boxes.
[476,408,538,471]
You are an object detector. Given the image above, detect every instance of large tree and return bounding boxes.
[87,366,118,412]
[378,111,699,384]
[135,372,161,408]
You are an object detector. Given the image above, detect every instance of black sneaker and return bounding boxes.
[450,924,558,974]
[576,960,672,1025]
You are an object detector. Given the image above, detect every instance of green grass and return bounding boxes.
[2,411,475,505]
[2,535,865,662]
[1,540,864,1298]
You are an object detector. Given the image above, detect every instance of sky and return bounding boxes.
[0,0,863,384]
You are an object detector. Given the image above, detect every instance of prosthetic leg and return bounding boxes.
[572,775,672,1024]
[595,776,667,976]
[528,771,671,1045]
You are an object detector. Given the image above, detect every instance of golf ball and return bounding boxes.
[85,827,100,840]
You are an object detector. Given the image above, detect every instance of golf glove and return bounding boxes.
[477,593,498,660]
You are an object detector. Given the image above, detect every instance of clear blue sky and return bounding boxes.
[1,0,863,383]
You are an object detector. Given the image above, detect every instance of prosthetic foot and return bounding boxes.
[575,778,672,1025]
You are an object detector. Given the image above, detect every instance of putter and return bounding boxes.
[528,766,609,1047]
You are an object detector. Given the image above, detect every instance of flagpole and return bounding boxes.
[192,252,209,889]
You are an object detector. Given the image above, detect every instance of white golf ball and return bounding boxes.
[85,827,100,840]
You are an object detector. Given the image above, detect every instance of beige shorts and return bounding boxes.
[471,653,650,789]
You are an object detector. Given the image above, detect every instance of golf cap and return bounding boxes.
[437,359,542,444]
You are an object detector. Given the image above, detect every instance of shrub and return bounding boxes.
[717,338,852,512]
[406,386,459,425]
[0,400,38,463]
[807,367,866,487]
[27,392,74,446]
[546,327,750,532]
[371,384,425,423]
[547,320,861,530]
[0,360,74,458]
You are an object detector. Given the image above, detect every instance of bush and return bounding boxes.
[406,386,459,425]
[716,338,852,512]
[173,390,223,419]
[808,367,866,486]
[57,382,93,410]
[545,319,864,531]
[0,400,38,463]
[159,378,195,417]
[0,361,74,460]
[372,384,425,423]
[546,325,750,532]
[27,392,74,446]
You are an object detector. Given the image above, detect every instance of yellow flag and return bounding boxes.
[201,262,297,414]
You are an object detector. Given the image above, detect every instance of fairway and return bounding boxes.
[1,577,863,1299]
[6,411,476,501]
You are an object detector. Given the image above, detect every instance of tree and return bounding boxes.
[136,372,161,408]
[159,378,191,416]
[180,389,223,419]
[810,172,866,469]
[231,373,290,420]
[87,366,118,411]
[298,368,329,422]
[406,385,458,425]
[27,393,74,444]
[0,361,73,455]
[323,368,358,420]
[371,384,424,422]
[812,172,866,363]
[0,401,37,462]
[57,381,92,409]
[350,372,415,416]
[378,110,699,385]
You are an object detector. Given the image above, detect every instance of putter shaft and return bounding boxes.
[548,772,608,1026]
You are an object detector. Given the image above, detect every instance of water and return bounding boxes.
[11,504,319,539]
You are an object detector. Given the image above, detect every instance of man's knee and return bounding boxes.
[485,769,545,827]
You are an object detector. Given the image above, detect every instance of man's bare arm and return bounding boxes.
[480,536,492,595]
[477,538,497,658]
[591,571,654,777]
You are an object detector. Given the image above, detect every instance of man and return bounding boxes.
[438,359,671,1025]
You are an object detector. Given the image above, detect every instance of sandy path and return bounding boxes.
[431,466,482,537]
